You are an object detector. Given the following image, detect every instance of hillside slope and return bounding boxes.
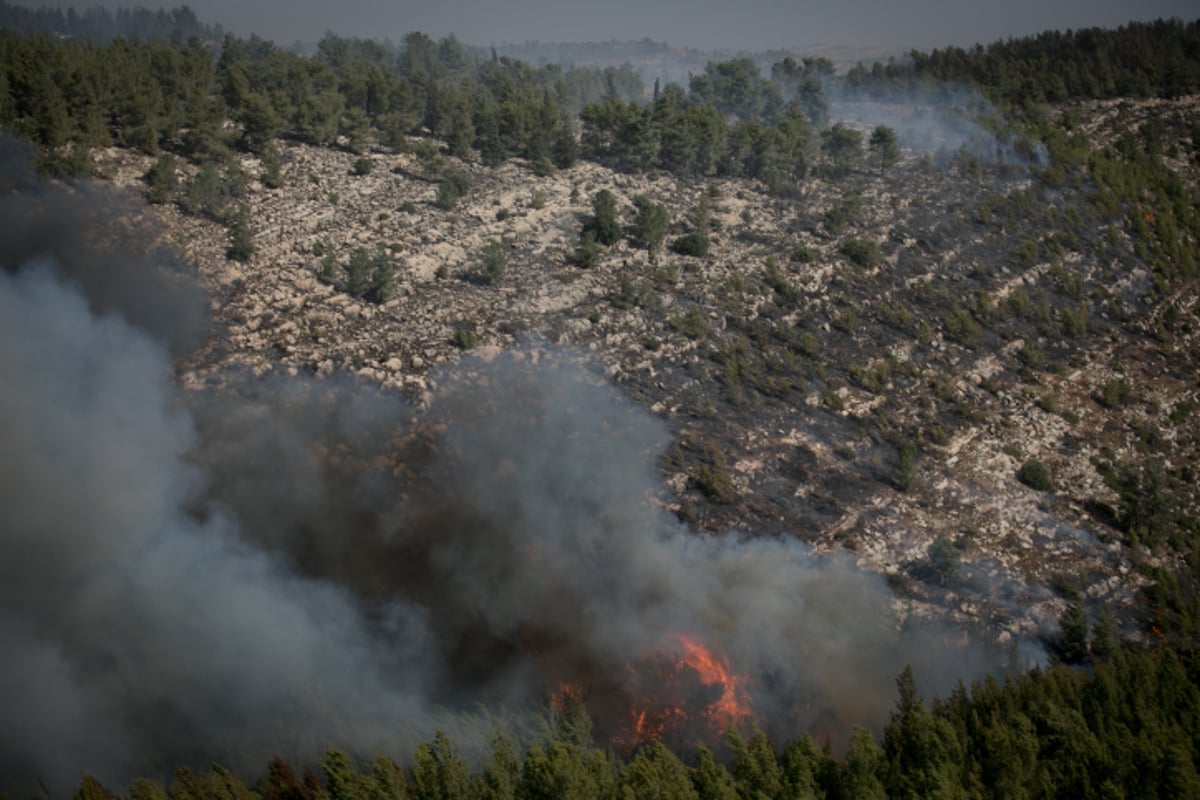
[93,94,1200,654]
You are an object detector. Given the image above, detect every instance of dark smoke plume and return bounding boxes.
[1,138,997,794]
[0,136,208,358]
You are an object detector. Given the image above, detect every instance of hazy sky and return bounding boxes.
[66,0,1198,51]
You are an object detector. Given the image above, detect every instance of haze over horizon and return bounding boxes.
[14,0,1199,52]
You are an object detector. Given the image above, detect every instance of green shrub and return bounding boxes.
[1014,238,1040,266]
[671,232,709,257]
[943,305,983,344]
[610,278,651,310]
[318,248,338,285]
[798,331,821,356]
[351,157,372,176]
[695,464,735,504]
[1017,459,1054,491]
[452,327,477,349]
[1018,340,1044,366]
[823,206,850,235]
[1037,391,1060,413]
[790,245,814,263]
[1097,379,1131,409]
[927,534,960,584]
[840,238,882,269]
[143,154,177,204]
[670,307,709,339]
[574,231,603,268]
[469,241,507,285]
[435,168,471,209]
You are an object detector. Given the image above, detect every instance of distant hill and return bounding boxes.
[0,0,224,43]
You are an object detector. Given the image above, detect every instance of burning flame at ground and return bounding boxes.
[555,632,755,750]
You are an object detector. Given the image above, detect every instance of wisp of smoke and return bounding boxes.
[1,140,998,794]
[824,79,1047,167]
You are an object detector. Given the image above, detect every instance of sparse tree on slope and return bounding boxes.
[869,124,900,175]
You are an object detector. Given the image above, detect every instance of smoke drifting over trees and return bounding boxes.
[0,140,1007,792]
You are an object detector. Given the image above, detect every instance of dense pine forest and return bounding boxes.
[845,18,1200,110]
[4,5,1200,798]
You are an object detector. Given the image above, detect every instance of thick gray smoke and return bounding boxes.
[1,143,994,794]
[0,263,440,791]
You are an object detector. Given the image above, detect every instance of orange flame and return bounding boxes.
[544,632,755,751]
[612,632,754,750]
[671,633,754,730]
[552,681,583,712]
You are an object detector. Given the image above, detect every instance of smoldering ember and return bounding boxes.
[1,7,1200,798]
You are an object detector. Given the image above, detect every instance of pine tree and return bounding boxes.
[368,249,397,302]
[632,194,669,258]
[779,734,829,798]
[127,778,168,800]
[261,141,284,189]
[239,91,283,154]
[479,734,519,800]
[262,756,309,800]
[369,756,408,800]
[410,732,472,800]
[323,749,367,800]
[144,152,177,204]
[226,203,255,262]
[692,745,737,800]
[346,246,373,297]
[727,728,782,800]
[1058,602,1090,663]
[869,124,900,175]
[584,189,622,246]
[1090,606,1119,660]
[841,726,887,800]
[621,740,698,800]
[74,776,115,800]
[551,115,579,168]
[821,122,864,178]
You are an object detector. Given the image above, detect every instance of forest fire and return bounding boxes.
[556,633,755,751]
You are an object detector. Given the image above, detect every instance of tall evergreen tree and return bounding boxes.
[631,194,669,258]
[869,124,900,175]
[584,189,622,246]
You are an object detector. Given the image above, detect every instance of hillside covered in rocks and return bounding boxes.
[82,86,1199,659]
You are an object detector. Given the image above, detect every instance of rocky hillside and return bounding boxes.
[96,94,1200,653]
